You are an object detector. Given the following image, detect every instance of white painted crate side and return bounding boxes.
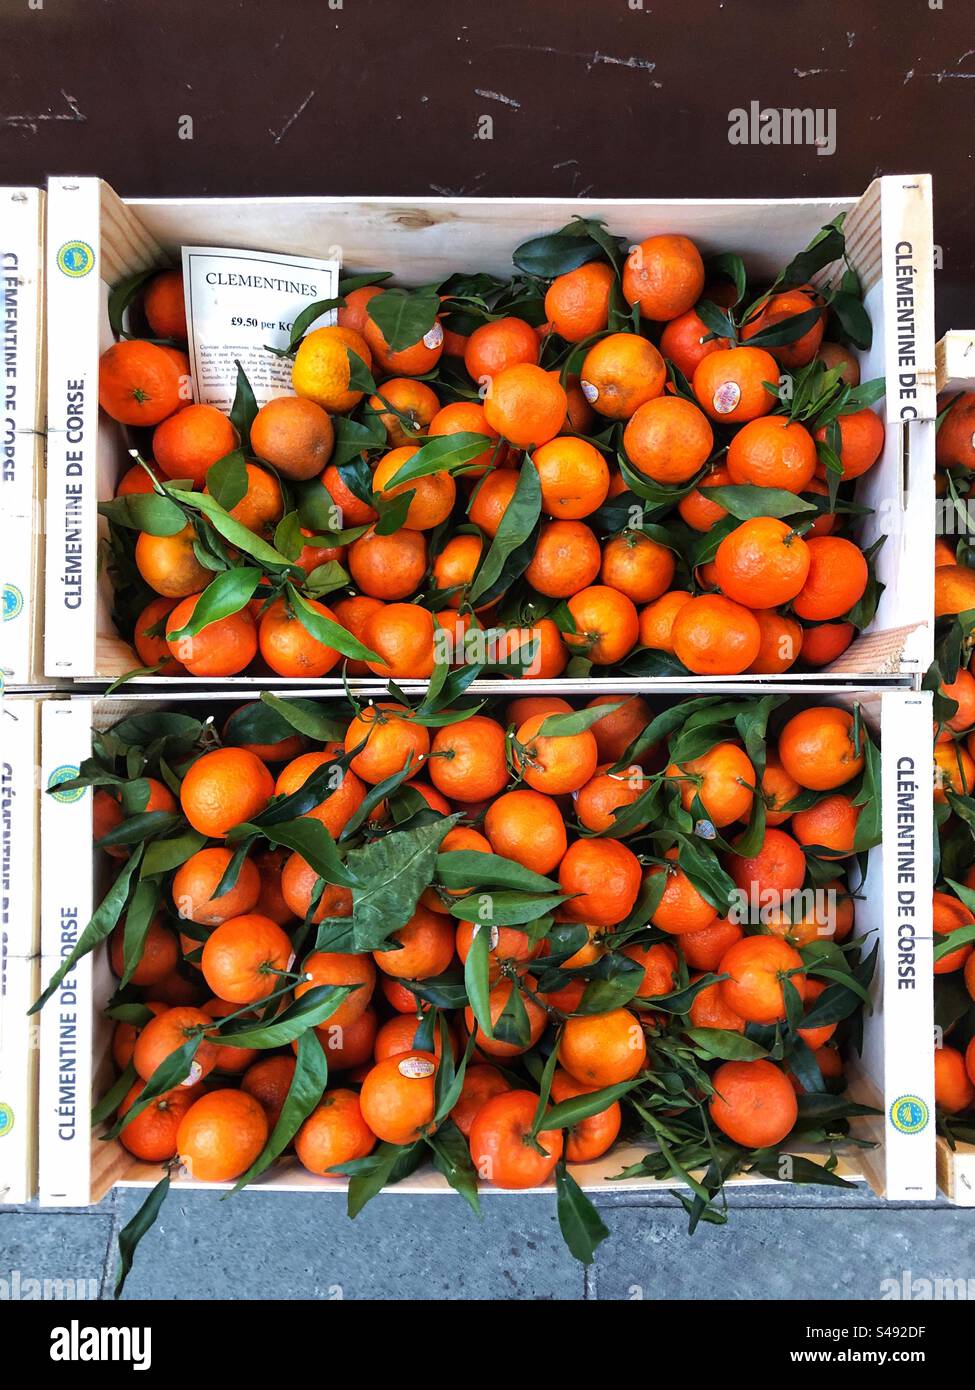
[1,189,45,686]
[0,698,41,1203]
[37,698,98,1206]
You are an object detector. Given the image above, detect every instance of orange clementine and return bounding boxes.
[671,594,762,675]
[143,269,187,340]
[165,594,258,677]
[99,339,184,426]
[544,262,614,341]
[464,316,539,383]
[777,706,864,790]
[153,403,238,486]
[179,747,273,838]
[623,235,704,320]
[791,537,868,621]
[709,1059,798,1146]
[249,395,334,481]
[579,332,666,420]
[558,837,642,926]
[623,395,713,484]
[692,346,779,424]
[483,364,567,448]
[135,524,211,599]
[714,517,811,607]
[176,1089,268,1182]
[560,1009,647,1085]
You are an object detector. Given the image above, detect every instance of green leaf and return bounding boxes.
[794,1093,881,1124]
[576,953,646,1014]
[285,583,381,663]
[234,816,357,889]
[426,1120,481,1215]
[777,220,846,291]
[851,727,882,853]
[542,1078,639,1132]
[166,567,262,639]
[408,970,469,1010]
[684,1028,769,1061]
[433,1024,479,1125]
[367,287,441,352]
[272,510,304,564]
[215,985,353,1049]
[463,923,494,1040]
[704,253,747,305]
[120,878,162,989]
[330,415,386,469]
[448,890,569,926]
[468,461,542,605]
[435,851,559,894]
[104,1033,203,1140]
[611,695,725,771]
[108,267,159,338]
[173,487,294,569]
[384,432,493,486]
[282,297,344,354]
[98,492,187,536]
[512,228,604,278]
[830,291,873,351]
[141,829,206,878]
[92,1062,137,1127]
[346,815,461,951]
[493,979,532,1047]
[704,486,816,520]
[537,702,624,737]
[555,1162,610,1265]
[31,846,145,1013]
[115,1172,171,1298]
[339,756,421,843]
[750,1152,857,1188]
[744,305,824,350]
[95,810,180,850]
[231,1029,328,1191]
[108,711,204,755]
[343,1141,424,1217]
[340,270,393,295]
[205,451,249,511]
[229,361,258,449]
[255,691,348,743]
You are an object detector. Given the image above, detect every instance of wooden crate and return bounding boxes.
[41,176,936,685]
[34,685,935,1207]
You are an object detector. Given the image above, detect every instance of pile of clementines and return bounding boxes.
[930,387,975,1137]
[35,689,882,1286]
[97,216,885,682]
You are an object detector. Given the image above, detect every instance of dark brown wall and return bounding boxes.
[4,0,972,330]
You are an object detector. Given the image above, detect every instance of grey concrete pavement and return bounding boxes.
[2,1184,972,1301]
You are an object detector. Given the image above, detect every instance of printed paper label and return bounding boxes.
[181,245,340,411]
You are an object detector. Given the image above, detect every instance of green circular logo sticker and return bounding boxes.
[0,1104,14,1139]
[57,240,95,277]
[47,765,85,803]
[890,1094,929,1135]
[3,583,24,621]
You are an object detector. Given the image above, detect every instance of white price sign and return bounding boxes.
[181,245,340,411]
